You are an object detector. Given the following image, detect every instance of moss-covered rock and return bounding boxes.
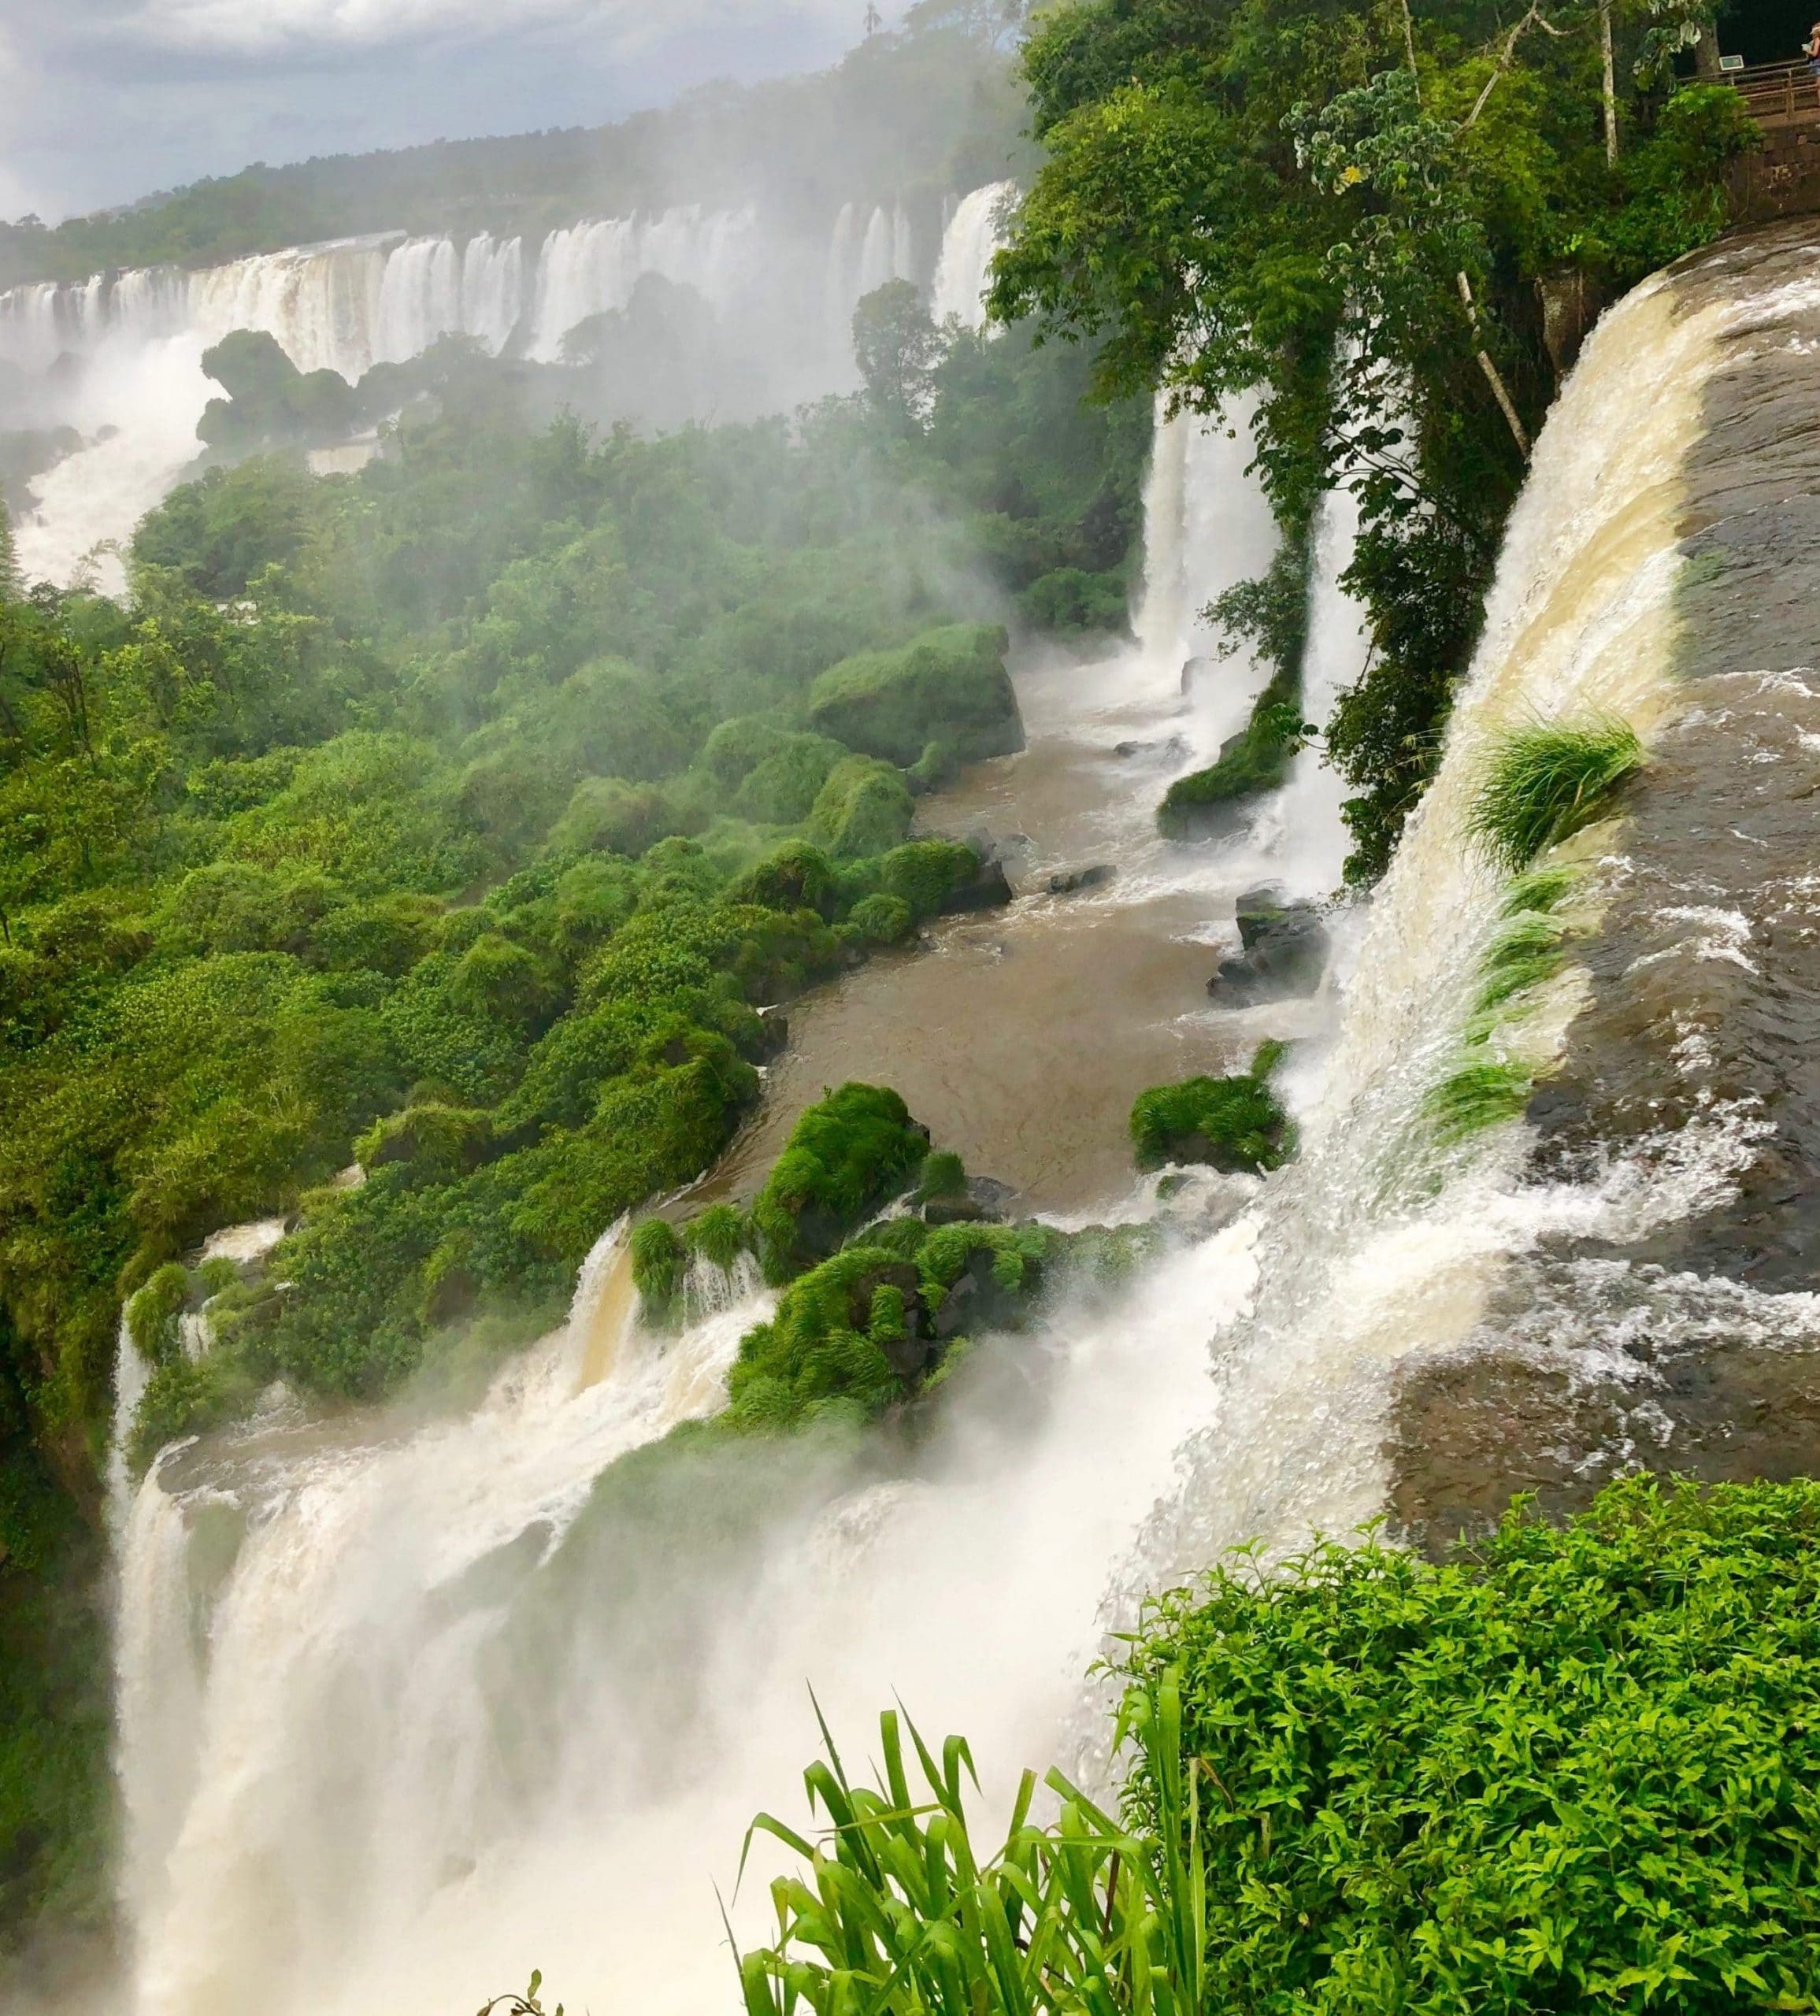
[808,757,916,859]
[731,734,848,825]
[1129,1040,1293,1173]
[1158,672,1307,839]
[748,1083,931,1283]
[548,776,684,858]
[807,624,1023,768]
[848,892,914,944]
[630,1217,686,1325]
[355,1102,497,1186]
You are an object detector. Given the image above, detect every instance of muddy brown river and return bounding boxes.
[682,643,1334,1216]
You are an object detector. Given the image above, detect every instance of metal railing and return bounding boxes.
[1723,60,1817,125]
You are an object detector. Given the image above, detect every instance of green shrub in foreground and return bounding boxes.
[1125,1474,1820,2012]
[741,1477,1820,2016]
[1467,715,1643,873]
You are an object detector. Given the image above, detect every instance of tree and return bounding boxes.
[991,0,1755,878]
[852,281,944,433]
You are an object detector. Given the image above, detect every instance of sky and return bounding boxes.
[0,0,879,224]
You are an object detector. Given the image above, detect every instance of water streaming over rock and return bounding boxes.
[0,187,1010,589]
[929,181,1016,330]
[1132,393,1280,700]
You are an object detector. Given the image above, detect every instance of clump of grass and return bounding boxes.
[1425,1056,1533,1140]
[1467,716,1642,873]
[1473,912,1568,1018]
[684,1203,750,1273]
[1498,862,1582,918]
[1130,1041,1293,1174]
[630,1217,685,1321]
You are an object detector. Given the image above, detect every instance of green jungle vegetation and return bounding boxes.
[0,277,1145,1941]
[736,1475,1820,2016]
[629,1081,1162,1437]
[0,6,1029,291]
[990,0,1755,878]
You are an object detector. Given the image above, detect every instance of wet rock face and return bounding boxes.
[1209,885,1329,1002]
[1390,224,1820,1542]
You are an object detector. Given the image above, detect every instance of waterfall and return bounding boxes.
[1133,392,1281,753]
[525,207,757,361]
[91,249,1789,2016]
[929,181,1016,330]
[1246,480,1370,895]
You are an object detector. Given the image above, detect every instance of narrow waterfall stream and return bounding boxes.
[93,238,1814,2016]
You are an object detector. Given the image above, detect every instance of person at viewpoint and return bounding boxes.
[1809,20,1820,106]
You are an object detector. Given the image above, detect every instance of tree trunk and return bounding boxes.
[1695,22,1722,79]
[1600,2,1618,166]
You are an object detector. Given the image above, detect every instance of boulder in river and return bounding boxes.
[1208,884,1329,1001]
[1046,863,1117,895]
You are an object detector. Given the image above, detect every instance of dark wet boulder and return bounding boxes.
[1114,733,1190,761]
[1209,884,1329,1001]
[1047,864,1117,895]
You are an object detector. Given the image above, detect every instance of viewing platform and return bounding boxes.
[1724,63,1820,222]
[1728,59,1820,136]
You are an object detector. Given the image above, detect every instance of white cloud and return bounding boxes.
[103,0,851,58]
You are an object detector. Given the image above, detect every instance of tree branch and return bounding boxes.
[1463,6,1575,130]
[1457,272,1531,458]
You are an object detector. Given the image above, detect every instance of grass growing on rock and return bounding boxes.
[747,1084,932,1284]
[1429,861,1588,1143]
[1129,1040,1292,1173]
[1467,716,1642,872]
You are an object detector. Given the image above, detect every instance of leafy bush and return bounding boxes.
[807,624,1022,768]
[743,1477,1820,2016]
[1129,1041,1292,1173]
[1468,717,1643,873]
[747,1084,931,1284]
[1018,565,1130,636]
[1125,1476,1820,2011]
[1158,673,1308,836]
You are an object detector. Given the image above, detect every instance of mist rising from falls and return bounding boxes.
[0,187,1005,588]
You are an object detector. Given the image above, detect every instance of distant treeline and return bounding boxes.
[0,20,1029,292]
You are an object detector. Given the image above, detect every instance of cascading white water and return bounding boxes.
[1132,392,1282,758]
[0,190,969,587]
[1241,480,1370,896]
[525,208,758,361]
[929,180,1016,330]
[95,251,1784,2016]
